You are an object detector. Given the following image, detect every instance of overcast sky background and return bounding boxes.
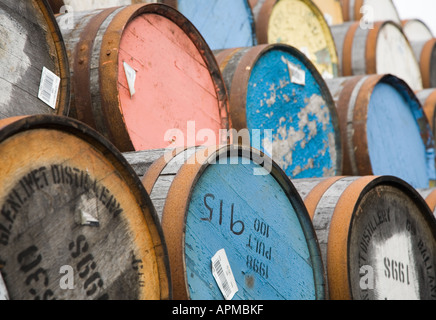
[393,0,436,34]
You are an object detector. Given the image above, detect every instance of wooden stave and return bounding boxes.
[158,0,258,51]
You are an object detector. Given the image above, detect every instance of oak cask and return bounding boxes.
[293,176,436,300]
[215,44,342,179]
[326,74,435,189]
[125,146,326,300]
[0,115,170,300]
[58,3,229,152]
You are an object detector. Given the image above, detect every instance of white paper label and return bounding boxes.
[123,62,136,97]
[211,249,238,300]
[38,67,60,110]
[0,272,9,300]
[324,13,333,26]
[299,47,311,59]
[322,70,334,80]
[287,61,306,86]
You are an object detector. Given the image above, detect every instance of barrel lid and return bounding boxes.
[299,175,436,300]
[349,177,436,300]
[315,176,436,300]
[255,0,340,79]
[101,3,229,152]
[402,19,434,43]
[0,115,170,300]
[215,44,343,180]
[331,74,434,189]
[159,0,257,50]
[372,21,423,91]
[143,145,326,300]
[64,3,229,152]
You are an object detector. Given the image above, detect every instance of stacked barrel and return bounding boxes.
[0,0,435,301]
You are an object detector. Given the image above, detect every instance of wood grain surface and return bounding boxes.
[126,146,326,300]
[215,44,342,180]
[58,4,229,152]
[293,176,436,300]
[0,115,170,300]
[0,0,70,118]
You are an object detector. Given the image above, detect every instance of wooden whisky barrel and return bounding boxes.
[417,89,436,139]
[401,19,434,43]
[340,0,401,24]
[214,44,342,180]
[159,0,257,50]
[250,0,340,79]
[312,0,344,26]
[326,74,435,189]
[58,3,229,152]
[293,176,436,300]
[409,39,436,89]
[48,0,156,13]
[0,0,70,118]
[124,146,326,300]
[330,20,423,91]
[0,115,170,300]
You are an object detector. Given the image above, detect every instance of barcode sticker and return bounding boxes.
[124,62,136,98]
[287,61,306,86]
[211,249,238,300]
[0,272,9,300]
[38,67,60,110]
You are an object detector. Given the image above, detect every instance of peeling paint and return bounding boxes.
[267,0,339,78]
[246,49,339,179]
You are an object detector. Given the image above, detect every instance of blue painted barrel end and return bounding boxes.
[183,149,324,300]
[367,78,436,189]
[245,46,341,180]
[177,0,257,50]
